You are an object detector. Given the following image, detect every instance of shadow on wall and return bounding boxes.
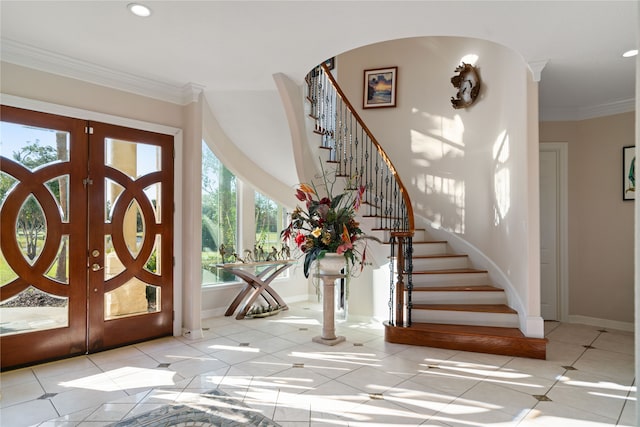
[408,109,466,234]
[407,108,512,236]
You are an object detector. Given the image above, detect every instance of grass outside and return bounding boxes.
[0,256,18,285]
[1,236,68,287]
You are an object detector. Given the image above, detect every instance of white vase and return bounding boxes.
[316,253,346,275]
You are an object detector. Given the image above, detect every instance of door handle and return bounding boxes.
[91,263,103,272]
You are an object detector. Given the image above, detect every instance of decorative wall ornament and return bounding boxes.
[450,63,481,109]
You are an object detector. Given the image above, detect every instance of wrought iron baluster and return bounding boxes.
[305,64,414,328]
[406,235,413,326]
[389,235,396,325]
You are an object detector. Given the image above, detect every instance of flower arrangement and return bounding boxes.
[281,166,378,278]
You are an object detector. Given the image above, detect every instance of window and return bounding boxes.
[255,191,286,259]
[201,143,288,285]
[201,142,237,285]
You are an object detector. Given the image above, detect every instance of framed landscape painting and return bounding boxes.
[324,57,335,70]
[363,67,397,109]
[623,145,635,201]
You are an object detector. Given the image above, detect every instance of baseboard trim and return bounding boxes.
[568,315,634,332]
[181,328,204,340]
[201,307,227,319]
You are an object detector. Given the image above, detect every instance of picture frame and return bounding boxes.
[623,145,635,201]
[363,66,397,109]
[324,57,335,70]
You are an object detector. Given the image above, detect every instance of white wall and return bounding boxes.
[202,100,293,208]
[335,37,539,332]
[540,112,635,327]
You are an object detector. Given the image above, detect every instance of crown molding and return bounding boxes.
[182,82,206,104]
[1,38,203,105]
[527,60,548,82]
[3,38,633,120]
[540,98,636,122]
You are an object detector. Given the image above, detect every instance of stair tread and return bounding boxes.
[413,285,503,292]
[412,254,467,259]
[412,304,517,314]
[399,322,535,339]
[371,227,427,232]
[383,240,446,245]
[363,214,405,220]
[412,268,488,275]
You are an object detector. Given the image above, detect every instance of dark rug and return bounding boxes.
[108,389,281,427]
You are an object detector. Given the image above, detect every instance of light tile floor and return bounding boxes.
[0,302,636,426]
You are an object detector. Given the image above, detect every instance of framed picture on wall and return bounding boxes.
[363,66,397,109]
[623,145,635,201]
[324,57,335,70]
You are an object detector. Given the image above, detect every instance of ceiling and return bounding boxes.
[1,1,637,187]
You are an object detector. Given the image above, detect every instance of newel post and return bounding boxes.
[395,236,405,326]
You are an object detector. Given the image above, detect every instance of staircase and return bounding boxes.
[383,228,546,359]
[301,63,546,360]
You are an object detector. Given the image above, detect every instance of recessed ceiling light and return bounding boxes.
[128,3,152,17]
[622,49,638,58]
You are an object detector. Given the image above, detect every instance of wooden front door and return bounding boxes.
[0,106,174,369]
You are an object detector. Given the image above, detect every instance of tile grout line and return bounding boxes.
[424,356,517,425]
[4,313,634,427]
[516,328,609,426]
[615,376,636,426]
[569,329,605,366]
[115,388,155,425]
[30,365,64,420]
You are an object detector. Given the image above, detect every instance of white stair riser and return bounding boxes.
[412,256,469,270]
[411,310,519,328]
[411,243,448,256]
[409,272,489,286]
[411,230,427,241]
[384,242,447,256]
[412,291,507,305]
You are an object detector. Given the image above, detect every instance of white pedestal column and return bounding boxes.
[313,273,346,346]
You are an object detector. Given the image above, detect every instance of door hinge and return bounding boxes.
[85,126,94,134]
[83,177,94,187]
[173,256,176,267]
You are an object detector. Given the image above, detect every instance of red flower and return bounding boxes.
[294,232,306,247]
[295,189,307,202]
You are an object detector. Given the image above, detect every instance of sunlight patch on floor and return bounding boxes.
[60,367,179,391]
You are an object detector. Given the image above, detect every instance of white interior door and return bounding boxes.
[540,149,559,320]
[540,143,568,321]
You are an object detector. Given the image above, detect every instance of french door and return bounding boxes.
[0,106,174,369]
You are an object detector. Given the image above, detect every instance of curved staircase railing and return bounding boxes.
[306,63,414,326]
